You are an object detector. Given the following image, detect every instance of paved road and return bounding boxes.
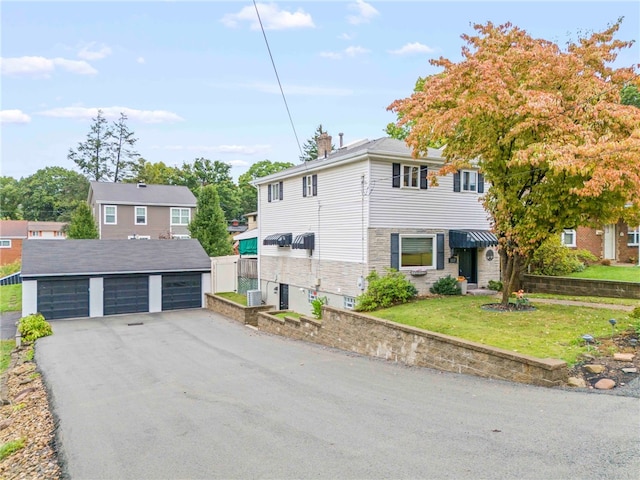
[37,310,639,480]
[0,311,19,340]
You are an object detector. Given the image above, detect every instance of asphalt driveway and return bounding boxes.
[37,309,639,479]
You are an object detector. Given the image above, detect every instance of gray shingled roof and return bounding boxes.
[252,137,445,185]
[21,239,210,277]
[90,182,196,206]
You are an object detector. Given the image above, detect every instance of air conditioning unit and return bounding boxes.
[247,290,262,307]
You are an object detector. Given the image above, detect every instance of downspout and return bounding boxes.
[254,182,262,298]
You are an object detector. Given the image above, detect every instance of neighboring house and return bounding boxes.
[227,219,248,236]
[563,221,640,264]
[244,212,258,230]
[21,239,211,320]
[27,221,67,239]
[253,136,500,315]
[88,182,197,239]
[0,220,28,266]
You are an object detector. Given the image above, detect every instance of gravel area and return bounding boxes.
[0,345,61,480]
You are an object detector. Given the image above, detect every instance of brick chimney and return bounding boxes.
[316,132,332,159]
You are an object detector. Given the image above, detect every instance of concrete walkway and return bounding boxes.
[531,298,635,311]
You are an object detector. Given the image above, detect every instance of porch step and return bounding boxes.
[467,288,499,296]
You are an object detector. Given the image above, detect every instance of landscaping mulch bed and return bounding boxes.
[0,345,61,480]
[567,330,640,394]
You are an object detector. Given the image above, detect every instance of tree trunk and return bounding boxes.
[501,252,524,305]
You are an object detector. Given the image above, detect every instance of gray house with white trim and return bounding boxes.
[253,136,500,315]
[21,239,211,320]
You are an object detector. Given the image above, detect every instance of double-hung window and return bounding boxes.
[0,239,11,248]
[403,165,419,188]
[629,228,640,246]
[462,170,477,192]
[303,174,317,197]
[171,208,190,225]
[135,206,147,225]
[104,205,117,225]
[268,181,284,202]
[400,235,435,269]
[561,229,577,247]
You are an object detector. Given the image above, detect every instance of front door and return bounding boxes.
[604,224,616,260]
[279,283,289,310]
[458,248,477,283]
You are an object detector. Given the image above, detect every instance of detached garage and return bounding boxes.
[21,239,211,320]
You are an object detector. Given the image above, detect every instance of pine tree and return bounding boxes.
[67,202,99,239]
[109,113,139,182]
[188,185,233,256]
[68,110,112,181]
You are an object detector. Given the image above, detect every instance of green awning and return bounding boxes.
[239,237,258,255]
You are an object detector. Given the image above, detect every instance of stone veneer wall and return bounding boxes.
[205,293,273,326]
[257,305,567,387]
[523,275,640,299]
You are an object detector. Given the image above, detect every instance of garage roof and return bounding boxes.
[21,239,211,277]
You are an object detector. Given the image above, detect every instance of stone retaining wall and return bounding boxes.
[257,305,567,387]
[204,293,273,326]
[523,274,640,299]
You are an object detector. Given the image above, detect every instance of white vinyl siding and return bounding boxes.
[369,161,491,230]
[260,162,368,263]
[104,205,117,225]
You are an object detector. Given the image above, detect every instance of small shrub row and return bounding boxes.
[18,313,53,342]
[529,236,598,276]
[356,269,418,312]
[429,275,461,295]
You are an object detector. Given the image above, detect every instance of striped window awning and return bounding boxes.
[292,232,315,250]
[449,230,498,248]
[263,233,292,247]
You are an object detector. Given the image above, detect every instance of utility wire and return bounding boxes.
[253,0,303,158]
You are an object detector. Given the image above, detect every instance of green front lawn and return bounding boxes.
[216,291,247,306]
[368,296,638,365]
[0,284,21,312]
[567,265,640,282]
[0,340,15,373]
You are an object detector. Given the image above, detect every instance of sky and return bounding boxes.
[1,0,639,181]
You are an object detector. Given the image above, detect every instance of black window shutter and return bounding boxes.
[436,233,445,270]
[268,184,272,202]
[453,171,461,192]
[392,163,400,188]
[302,176,307,197]
[279,181,283,200]
[390,233,399,270]
[312,174,317,196]
[478,173,485,193]
[420,165,428,190]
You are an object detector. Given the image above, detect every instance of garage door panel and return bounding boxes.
[162,274,201,310]
[104,276,149,315]
[37,279,89,320]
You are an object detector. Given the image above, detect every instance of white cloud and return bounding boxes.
[137,57,145,64]
[347,0,379,25]
[0,109,31,124]
[0,56,97,76]
[221,3,314,30]
[156,145,270,156]
[388,42,436,56]
[339,33,355,40]
[37,106,184,123]
[77,42,112,61]
[320,46,370,60]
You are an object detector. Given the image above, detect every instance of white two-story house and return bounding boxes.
[253,135,500,315]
